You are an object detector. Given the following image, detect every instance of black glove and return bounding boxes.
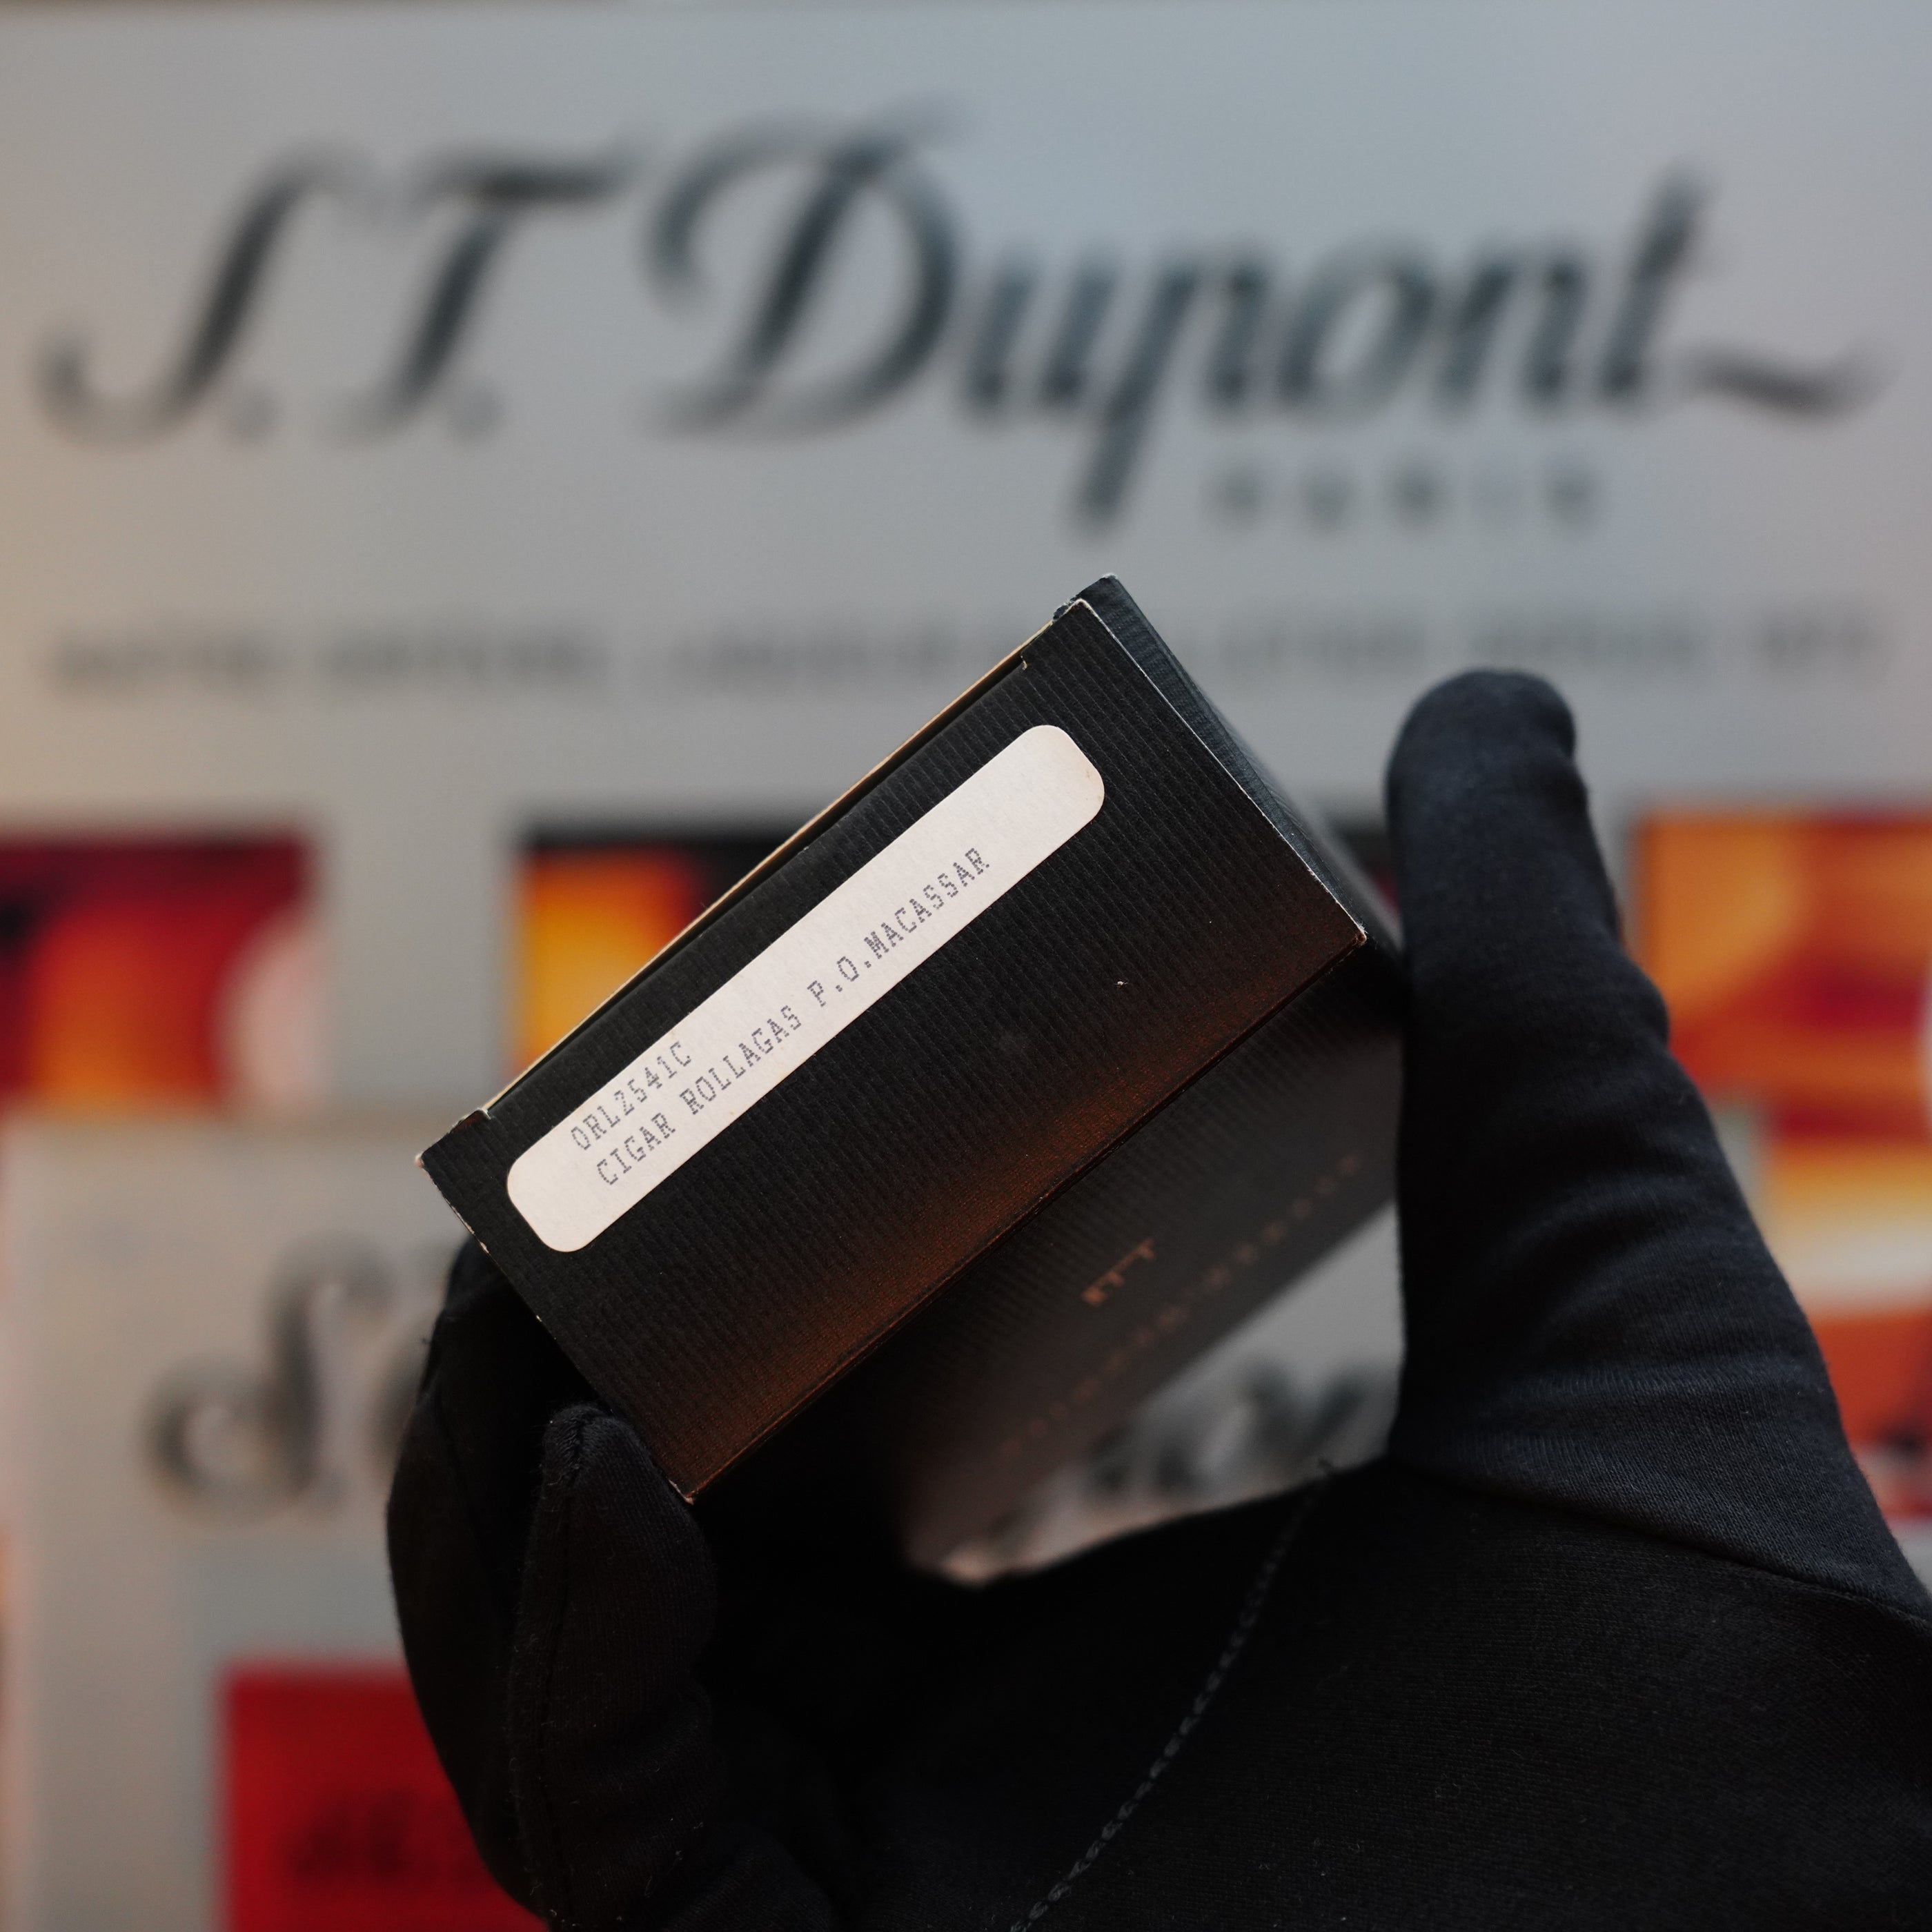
[390,672,1932,1931]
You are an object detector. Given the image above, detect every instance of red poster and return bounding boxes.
[224,1666,538,1932]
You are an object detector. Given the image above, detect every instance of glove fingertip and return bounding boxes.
[1387,669,1576,810]
[1384,669,1614,963]
[534,1405,719,1650]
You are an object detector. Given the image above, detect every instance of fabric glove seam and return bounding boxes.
[1005,1480,1324,1931]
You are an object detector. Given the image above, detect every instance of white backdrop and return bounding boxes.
[0,0,1928,1105]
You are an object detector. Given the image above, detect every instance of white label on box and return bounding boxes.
[507,724,1105,1251]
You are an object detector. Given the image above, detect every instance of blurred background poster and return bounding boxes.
[1635,815,1932,1522]
[0,0,1929,1924]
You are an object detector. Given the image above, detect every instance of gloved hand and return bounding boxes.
[389,672,1932,1931]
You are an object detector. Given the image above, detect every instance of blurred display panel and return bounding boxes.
[0,1119,464,1932]
[0,838,315,1112]
[2,1,1932,1105]
[516,832,785,1071]
[1635,814,1932,1521]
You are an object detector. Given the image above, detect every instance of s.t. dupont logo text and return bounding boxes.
[36,114,1878,522]
[145,1239,444,1519]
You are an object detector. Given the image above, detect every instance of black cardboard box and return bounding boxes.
[422,579,1401,1562]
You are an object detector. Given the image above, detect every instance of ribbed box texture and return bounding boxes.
[422,580,1401,1561]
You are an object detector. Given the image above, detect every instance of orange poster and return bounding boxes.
[0,838,313,1110]
[515,832,785,1074]
[1634,814,1932,1521]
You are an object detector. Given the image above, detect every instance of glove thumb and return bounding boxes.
[506,1405,725,1927]
[1383,671,1924,1615]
